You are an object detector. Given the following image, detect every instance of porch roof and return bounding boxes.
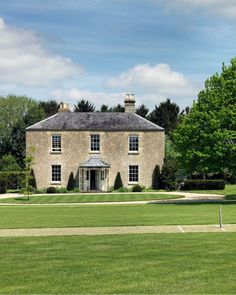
[80,157,110,168]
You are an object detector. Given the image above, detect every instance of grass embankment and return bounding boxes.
[0,193,183,204]
[0,233,235,294]
[0,204,235,229]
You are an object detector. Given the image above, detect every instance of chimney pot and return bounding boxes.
[124,93,136,113]
[58,102,71,112]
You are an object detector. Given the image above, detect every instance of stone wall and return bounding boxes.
[26,130,164,190]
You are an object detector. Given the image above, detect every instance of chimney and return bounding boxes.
[58,102,71,112]
[124,93,135,113]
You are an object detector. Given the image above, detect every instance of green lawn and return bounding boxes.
[0,193,183,204]
[0,204,235,229]
[185,184,236,196]
[0,233,235,294]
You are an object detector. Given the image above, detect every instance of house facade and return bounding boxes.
[26,94,164,191]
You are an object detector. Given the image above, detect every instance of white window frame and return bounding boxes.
[129,135,139,153]
[90,134,100,152]
[51,165,61,183]
[51,134,61,153]
[129,165,139,183]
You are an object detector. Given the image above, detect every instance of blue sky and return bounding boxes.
[0,0,236,109]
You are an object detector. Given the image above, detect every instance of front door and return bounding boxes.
[90,170,96,190]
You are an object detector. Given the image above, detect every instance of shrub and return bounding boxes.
[132,185,142,192]
[152,165,161,189]
[114,172,123,190]
[56,187,68,193]
[181,179,225,190]
[0,173,7,194]
[35,188,46,194]
[119,187,128,192]
[67,172,75,191]
[46,186,57,193]
[72,187,80,193]
[160,158,178,190]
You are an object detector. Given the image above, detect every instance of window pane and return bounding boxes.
[91,134,100,151]
[52,135,61,152]
[129,165,139,182]
[129,135,139,151]
[52,165,61,182]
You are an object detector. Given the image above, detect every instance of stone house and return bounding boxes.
[26,94,164,191]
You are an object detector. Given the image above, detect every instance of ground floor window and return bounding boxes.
[52,165,61,182]
[101,170,105,180]
[129,165,139,182]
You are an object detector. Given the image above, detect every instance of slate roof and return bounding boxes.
[80,157,110,168]
[26,112,164,132]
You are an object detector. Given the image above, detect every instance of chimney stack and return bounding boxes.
[58,102,71,112]
[124,93,135,113]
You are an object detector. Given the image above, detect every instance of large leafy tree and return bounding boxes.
[39,100,59,117]
[173,58,236,176]
[74,99,95,112]
[148,98,180,135]
[0,95,45,168]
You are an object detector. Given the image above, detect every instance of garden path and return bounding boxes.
[0,224,235,237]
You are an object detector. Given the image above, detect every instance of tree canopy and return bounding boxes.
[173,58,236,176]
[0,95,45,168]
[136,104,149,118]
[148,98,180,135]
[74,99,95,112]
[39,100,59,117]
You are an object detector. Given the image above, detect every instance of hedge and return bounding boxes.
[181,179,225,190]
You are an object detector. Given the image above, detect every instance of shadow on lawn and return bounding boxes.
[149,199,236,205]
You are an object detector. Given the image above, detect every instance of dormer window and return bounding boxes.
[51,134,61,152]
[91,134,100,152]
[129,135,139,152]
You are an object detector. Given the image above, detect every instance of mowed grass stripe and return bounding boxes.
[0,193,182,203]
[0,233,235,294]
[0,204,235,229]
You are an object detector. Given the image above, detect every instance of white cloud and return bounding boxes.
[105,63,199,99]
[51,88,124,108]
[158,0,236,19]
[0,18,81,86]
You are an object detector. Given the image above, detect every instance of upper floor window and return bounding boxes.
[52,134,61,152]
[91,134,100,152]
[52,165,61,182]
[129,135,139,152]
[129,165,139,183]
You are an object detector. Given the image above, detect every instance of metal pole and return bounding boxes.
[219,205,223,228]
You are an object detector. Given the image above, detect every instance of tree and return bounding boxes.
[99,104,125,112]
[100,104,109,112]
[152,165,161,189]
[39,100,59,117]
[111,104,125,112]
[114,172,123,189]
[9,103,45,167]
[173,58,236,177]
[136,104,149,118]
[160,158,178,190]
[23,147,36,199]
[0,95,45,167]
[74,99,95,112]
[148,98,180,135]
[67,172,75,191]
[0,154,20,171]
